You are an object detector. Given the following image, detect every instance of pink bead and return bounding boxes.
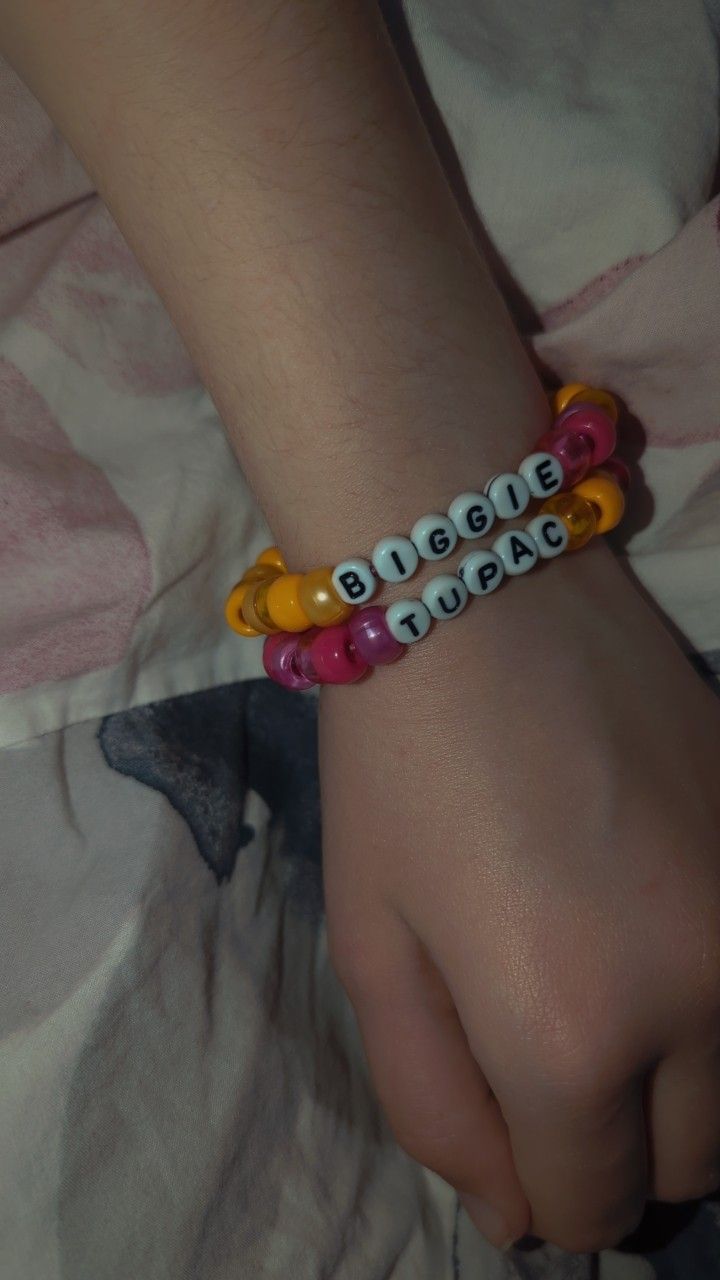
[348,606,404,666]
[535,425,593,488]
[263,632,316,691]
[599,455,631,492]
[303,623,369,685]
[553,402,617,466]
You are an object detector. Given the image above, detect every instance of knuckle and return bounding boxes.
[550,1203,645,1254]
[531,1021,617,1106]
[656,1165,720,1204]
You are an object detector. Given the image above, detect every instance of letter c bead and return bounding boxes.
[421,573,468,620]
[385,599,432,644]
[525,513,569,558]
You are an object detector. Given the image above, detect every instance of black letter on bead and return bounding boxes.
[506,483,520,512]
[428,527,451,556]
[477,562,499,592]
[537,459,558,492]
[390,549,408,577]
[399,612,421,638]
[438,588,462,615]
[338,570,367,601]
[541,519,564,549]
[510,534,536,567]
[467,504,488,534]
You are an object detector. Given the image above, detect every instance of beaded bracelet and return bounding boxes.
[226,382,628,643]
[258,458,629,689]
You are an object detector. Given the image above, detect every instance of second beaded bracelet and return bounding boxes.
[226,382,626,640]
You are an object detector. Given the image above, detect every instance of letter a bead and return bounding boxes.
[492,529,539,576]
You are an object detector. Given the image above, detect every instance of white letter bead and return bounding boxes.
[525,514,569,559]
[385,599,432,644]
[421,573,469,621]
[410,513,458,561]
[447,491,496,540]
[492,529,539,575]
[484,472,531,519]
[518,451,564,498]
[372,535,419,583]
[458,549,505,596]
[331,558,377,604]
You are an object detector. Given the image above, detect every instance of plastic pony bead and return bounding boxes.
[538,492,598,551]
[571,470,625,534]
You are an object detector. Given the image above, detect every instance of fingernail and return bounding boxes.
[459,1194,516,1251]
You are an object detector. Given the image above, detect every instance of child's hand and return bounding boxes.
[321,544,720,1252]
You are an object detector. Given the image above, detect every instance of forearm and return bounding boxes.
[0,0,549,562]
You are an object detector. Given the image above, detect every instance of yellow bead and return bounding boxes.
[554,383,619,425]
[552,382,590,415]
[571,470,625,534]
[242,564,280,586]
[298,567,353,627]
[266,572,312,632]
[539,492,598,551]
[256,545,288,574]
[225,582,261,637]
[241,582,280,635]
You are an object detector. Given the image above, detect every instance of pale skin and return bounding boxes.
[3,0,720,1253]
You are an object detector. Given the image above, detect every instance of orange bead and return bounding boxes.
[551,382,589,415]
[242,564,281,586]
[256,545,288,574]
[539,492,598,551]
[553,383,618,425]
[298,567,353,627]
[571,470,625,534]
[225,582,261,637]
[241,582,280,635]
[266,572,312,632]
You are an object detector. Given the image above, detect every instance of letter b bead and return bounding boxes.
[331,558,377,605]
